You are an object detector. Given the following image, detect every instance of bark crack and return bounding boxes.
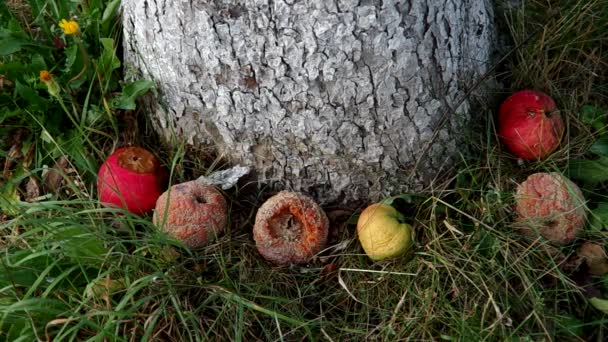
[122,0,495,204]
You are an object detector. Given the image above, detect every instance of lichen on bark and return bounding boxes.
[122,0,495,204]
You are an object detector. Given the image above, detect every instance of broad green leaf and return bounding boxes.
[100,38,120,69]
[64,43,79,73]
[15,80,38,101]
[589,297,608,314]
[0,28,51,55]
[30,53,47,71]
[54,226,107,261]
[382,193,427,206]
[15,80,50,111]
[85,104,106,126]
[57,130,97,174]
[0,61,30,83]
[0,254,50,288]
[101,0,121,25]
[589,202,608,231]
[0,30,27,55]
[98,38,120,84]
[0,36,24,55]
[568,157,608,184]
[111,80,155,110]
[580,105,606,131]
[0,181,21,216]
[590,137,608,157]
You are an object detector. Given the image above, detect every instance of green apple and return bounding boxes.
[356,203,413,261]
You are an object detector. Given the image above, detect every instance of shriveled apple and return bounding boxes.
[154,180,228,248]
[253,191,329,265]
[514,172,586,245]
[579,242,608,275]
[498,90,564,160]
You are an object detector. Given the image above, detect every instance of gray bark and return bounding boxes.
[122,0,495,204]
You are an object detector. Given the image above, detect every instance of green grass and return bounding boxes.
[2,0,608,340]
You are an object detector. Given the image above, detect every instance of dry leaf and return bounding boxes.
[25,176,40,202]
[120,111,138,146]
[45,317,76,342]
[590,297,608,314]
[21,143,35,170]
[43,156,70,193]
[0,74,12,90]
[3,143,22,179]
[579,242,608,275]
[86,276,124,303]
[2,128,28,178]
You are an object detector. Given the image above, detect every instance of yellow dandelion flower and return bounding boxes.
[39,70,52,82]
[39,70,61,98]
[59,19,80,35]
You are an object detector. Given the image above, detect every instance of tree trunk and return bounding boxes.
[122,0,495,204]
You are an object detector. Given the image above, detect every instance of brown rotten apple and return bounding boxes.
[515,172,586,245]
[154,180,228,248]
[97,146,166,215]
[579,242,608,275]
[253,191,329,265]
[498,90,564,160]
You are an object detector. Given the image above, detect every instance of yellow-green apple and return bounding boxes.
[357,203,413,261]
[498,90,564,160]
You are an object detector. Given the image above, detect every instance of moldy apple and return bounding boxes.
[154,180,228,248]
[514,172,586,245]
[253,191,329,265]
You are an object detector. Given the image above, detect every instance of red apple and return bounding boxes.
[153,180,228,248]
[97,146,166,215]
[498,90,564,160]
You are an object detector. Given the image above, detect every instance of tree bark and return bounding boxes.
[122,0,495,204]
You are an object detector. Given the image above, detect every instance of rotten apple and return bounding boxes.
[498,90,564,160]
[97,146,166,215]
[253,191,329,265]
[514,172,586,245]
[153,180,228,248]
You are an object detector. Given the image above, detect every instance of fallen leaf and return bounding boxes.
[589,297,608,314]
[0,74,12,89]
[45,317,76,342]
[52,36,65,50]
[25,176,40,202]
[2,129,28,178]
[326,209,353,242]
[0,181,21,216]
[320,262,339,278]
[572,269,602,298]
[3,142,22,179]
[579,242,608,275]
[86,276,124,301]
[120,111,137,145]
[21,143,34,170]
[43,156,69,193]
